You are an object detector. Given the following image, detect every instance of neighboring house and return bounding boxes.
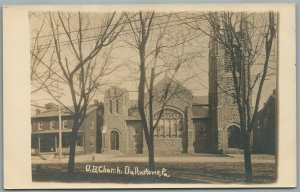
[31,101,103,155]
[253,90,276,154]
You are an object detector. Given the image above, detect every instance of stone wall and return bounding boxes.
[154,138,183,154]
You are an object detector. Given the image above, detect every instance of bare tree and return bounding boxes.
[123,11,199,170]
[184,12,277,182]
[30,11,127,174]
[30,12,56,94]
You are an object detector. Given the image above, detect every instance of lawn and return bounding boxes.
[32,161,276,184]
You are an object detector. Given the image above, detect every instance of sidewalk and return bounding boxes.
[31,153,275,165]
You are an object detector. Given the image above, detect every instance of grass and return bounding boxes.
[32,161,276,184]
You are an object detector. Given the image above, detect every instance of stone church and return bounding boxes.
[101,37,249,155]
[31,34,250,155]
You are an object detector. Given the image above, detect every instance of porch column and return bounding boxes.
[38,136,40,154]
[54,134,57,153]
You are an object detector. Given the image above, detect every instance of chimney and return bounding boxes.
[36,109,41,115]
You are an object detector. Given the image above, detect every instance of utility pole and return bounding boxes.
[57,80,62,161]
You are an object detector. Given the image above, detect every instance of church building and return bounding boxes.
[100,32,252,154]
[31,31,252,155]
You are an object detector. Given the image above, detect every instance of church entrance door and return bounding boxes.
[227,125,240,148]
[110,130,119,150]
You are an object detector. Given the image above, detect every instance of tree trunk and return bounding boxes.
[68,127,78,175]
[243,131,253,183]
[148,142,155,171]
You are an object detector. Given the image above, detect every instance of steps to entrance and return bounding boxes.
[223,148,244,154]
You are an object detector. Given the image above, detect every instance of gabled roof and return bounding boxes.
[259,90,276,113]
[153,76,193,96]
[32,104,100,118]
[32,129,84,134]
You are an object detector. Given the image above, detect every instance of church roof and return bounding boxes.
[153,76,193,96]
[259,89,276,113]
[128,100,138,108]
[192,96,209,105]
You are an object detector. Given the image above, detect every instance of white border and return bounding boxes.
[3,4,296,189]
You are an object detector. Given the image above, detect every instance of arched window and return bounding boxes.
[154,109,183,138]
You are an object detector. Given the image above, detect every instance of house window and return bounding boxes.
[62,134,70,147]
[38,122,43,130]
[77,135,84,147]
[89,121,94,129]
[109,100,113,114]
[63,120,68,129]
[50,121,55,129]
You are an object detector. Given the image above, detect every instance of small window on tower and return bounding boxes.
[116,99,119,113]
[213,42,218,55]
[233,46,242,73]
[224,51,231,72]
[231,92,237,104]
[109,100,113,114]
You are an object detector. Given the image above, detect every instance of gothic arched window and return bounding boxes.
[153,109,183,138]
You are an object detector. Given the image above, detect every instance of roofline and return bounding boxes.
[31,114,72,119]
[259,93,276,113]
[31,104,100,119]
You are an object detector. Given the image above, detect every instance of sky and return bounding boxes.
[30,11,277,113]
